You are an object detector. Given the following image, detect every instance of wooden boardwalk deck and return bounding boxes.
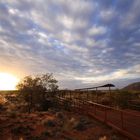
[57,97,140,140]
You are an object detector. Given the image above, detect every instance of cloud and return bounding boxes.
[88,25,107,36]
[0,0,140,89]
[57,15,88,30]
[99,8,116,22]
[74,64,140,83]
[120,0,140,28]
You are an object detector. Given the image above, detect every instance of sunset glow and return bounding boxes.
[0,73,19,90]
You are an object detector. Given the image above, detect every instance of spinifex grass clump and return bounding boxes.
[43,119,56,127]
[11,125,28,134]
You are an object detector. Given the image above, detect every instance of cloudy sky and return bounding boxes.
[0,0,140,89]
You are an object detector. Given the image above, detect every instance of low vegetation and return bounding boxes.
[0,108,127,140]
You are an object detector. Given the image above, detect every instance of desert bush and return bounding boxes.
[72,117,90,131]
[111,135,119,140]
[0,127,3,134]
[99,97,111,106]
[11,127,20,134]
[11,126,26,134]
[42,119,56,127]
[0,104,6,112]
[115,91,132,108]
[63,136,74,140]
[9,111,17,118]
[55,112,64,119]
[16,73,58,113]
[39,99,53,111]
[73,120,86,131]
[47,108,57,114]
[26,135,43,140]
[42,130,52,137]
[79,117,91,125]
[63,100,71,111]
[11,124,33,136]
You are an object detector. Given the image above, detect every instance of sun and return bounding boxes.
[0,73,19,90]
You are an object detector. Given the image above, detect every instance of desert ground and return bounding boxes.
[0,107,130,140]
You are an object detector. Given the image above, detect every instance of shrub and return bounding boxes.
[55,112,64,119]
[73,117,90,131]
[115,91,132,108]
[63,100,71,111]
[11,125,31,135]
[0,104,6,112]
[42,131,52,137]
[73,121,86,131]
[9,112,17,118]
[11,126,23,134]
[43,119,56,127]
[26,135,43,140]
[100,97,111,106]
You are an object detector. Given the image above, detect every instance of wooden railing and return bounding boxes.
[57,97,140,140]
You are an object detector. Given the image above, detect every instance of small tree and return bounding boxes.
[16,73,58,113]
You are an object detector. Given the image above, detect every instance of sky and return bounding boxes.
[0,0,140,89]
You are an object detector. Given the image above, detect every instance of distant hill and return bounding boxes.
[123,82,140,91]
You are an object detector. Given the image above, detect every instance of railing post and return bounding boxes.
[74,99,75,108]
[94,104,96,115]
[70,91,71,99]
[58,92,60,99]
[104,107,107,123]
[121,111,124,129]
[77,99,79,108]
[87,91,89,101]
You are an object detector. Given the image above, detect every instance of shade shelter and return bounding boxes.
[75,83,115,91]
[75,83,115,102]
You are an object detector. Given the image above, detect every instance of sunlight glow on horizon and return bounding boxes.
[0,72,19,90]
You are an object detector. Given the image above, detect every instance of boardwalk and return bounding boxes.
[58,97,140,140]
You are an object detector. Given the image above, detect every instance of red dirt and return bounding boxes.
[0,110,129,140]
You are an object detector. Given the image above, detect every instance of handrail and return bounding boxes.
[58,97,140,116]
[87,101,140,117]
[56,96,140,140]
